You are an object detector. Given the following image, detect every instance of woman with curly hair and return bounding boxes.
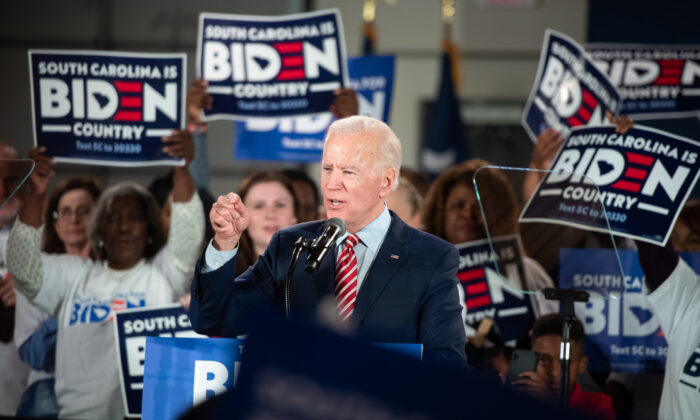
[423,159,557,320]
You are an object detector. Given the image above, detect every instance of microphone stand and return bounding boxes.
[285,237,313,319]
[543,287,590,410]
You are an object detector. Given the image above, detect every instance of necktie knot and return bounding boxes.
[344,233,360,250]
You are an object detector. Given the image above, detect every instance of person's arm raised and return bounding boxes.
[330,88,358,119]
[186,79,213,127]
[209,193,250,251]
[522,128,563,202]
[162,130,205,277]
[20,147,54,227]
[186,79,213,190]
[163,130,196,203]
[8,147,54,299]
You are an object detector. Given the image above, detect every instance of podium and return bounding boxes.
[140,337,421,420]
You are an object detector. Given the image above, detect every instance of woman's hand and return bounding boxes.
[162,130,195,166]
[187,79,213,126]
[27,146,54,196]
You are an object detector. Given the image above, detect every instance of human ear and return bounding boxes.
[378,168,397,198]
[576,354,589,376]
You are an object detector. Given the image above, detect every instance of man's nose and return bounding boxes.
[550,364,560,383]
[325,171,342,189]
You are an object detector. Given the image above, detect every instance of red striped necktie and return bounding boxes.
[335,233,360,322]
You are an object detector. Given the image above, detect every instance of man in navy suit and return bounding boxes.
[189,116,466,369]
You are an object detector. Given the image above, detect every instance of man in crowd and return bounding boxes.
[512,313,615,419]
[189,116,467,369]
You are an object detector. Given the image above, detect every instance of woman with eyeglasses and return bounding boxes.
[7,130,204,420]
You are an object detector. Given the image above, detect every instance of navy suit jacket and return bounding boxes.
[190,212,467,369]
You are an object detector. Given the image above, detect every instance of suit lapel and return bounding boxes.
[352,215,409,325]
[312,245,336,300]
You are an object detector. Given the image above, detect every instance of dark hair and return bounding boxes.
[88,182,165,262]
[423,159,519,242]
[671,199,700,252]
[281,169,320,208]
[43,177,103,254]
[532,313,585,348]
[235,171,299,276]
[147,170,216,242]
[147,171,174,209]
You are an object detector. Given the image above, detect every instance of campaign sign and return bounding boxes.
[233,54,395,162]
[113,305,204,417]
[29,50,186,167]
[184,314,577,420]
[141,337,244,420]
[560,248,668,373]
[522,29,622,142]
[196,9,349,119]
[139,336,419,420]
[587,44,700,119]
[456,234,535,342]
[520,125,700,246]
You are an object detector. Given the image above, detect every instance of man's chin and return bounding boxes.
[546,384,560,395]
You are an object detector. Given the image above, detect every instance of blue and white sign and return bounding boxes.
[456,235,535,342]
[520,125,700,246]
[140,336,419,420]
[142,337,244,420]
[113,305,204,417]
[233,54,395,162]
[587,44,700,119]
[29,50,186,166]
[522,29,622,142]
[196,10,348,119]
[559,248,671,373]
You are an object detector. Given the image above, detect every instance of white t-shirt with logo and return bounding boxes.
[646,259,700,420]
[7,194,203,419]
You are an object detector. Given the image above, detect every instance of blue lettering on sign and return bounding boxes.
[29,50,186,166]
[683,352,700,377]
[69,293,146,325]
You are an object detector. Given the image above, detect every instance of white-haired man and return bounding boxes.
[190,116,466,369]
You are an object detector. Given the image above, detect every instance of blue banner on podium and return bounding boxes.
[140,336,421,420]
[142,337,245,420]
[178,315,579,419]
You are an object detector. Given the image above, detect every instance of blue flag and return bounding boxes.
[422,46,470,177]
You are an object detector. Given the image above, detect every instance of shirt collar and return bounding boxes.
[336,205,391,253]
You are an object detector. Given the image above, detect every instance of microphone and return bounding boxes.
[305,217,346,273]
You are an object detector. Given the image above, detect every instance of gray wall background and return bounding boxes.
[1,0,587,196]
